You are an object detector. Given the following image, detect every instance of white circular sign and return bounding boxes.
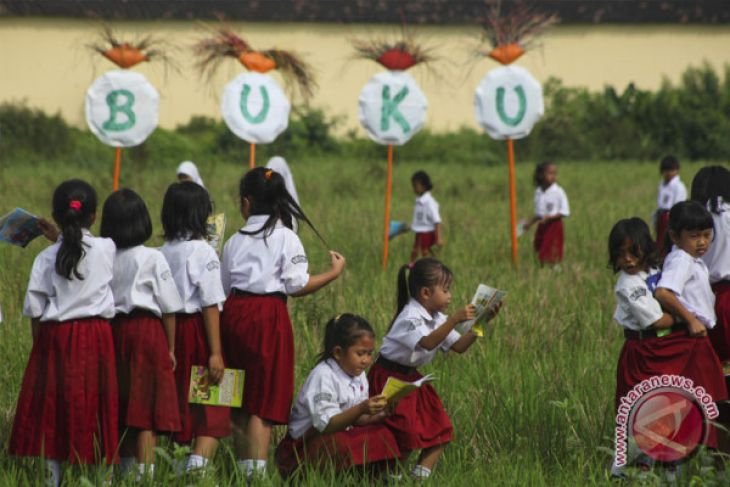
[358,71,428,146]
[85,70,159,148]
[221,72,290,144]
[474,65,544,140]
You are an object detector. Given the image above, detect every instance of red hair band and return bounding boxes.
[69,200,82,212]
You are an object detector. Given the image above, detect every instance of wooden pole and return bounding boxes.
[249,143,256,169]
[382,144,394,271]
[506,138,518,268]
[112,147,122,191]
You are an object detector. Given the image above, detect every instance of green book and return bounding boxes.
[188,365,244,407]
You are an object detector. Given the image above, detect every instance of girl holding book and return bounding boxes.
[159,181,229,473]
[368,257,493,480]
[9,179,118,486]
[220,167,346,480]
[274,313,400,479]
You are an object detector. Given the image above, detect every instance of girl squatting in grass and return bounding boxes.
[159,181,230,473]
[368,257,499,480]
[607,217,726,476]
[275,313,401,479]
[220,167,345,480]
[9,180,118,486]
[101,189,184,480]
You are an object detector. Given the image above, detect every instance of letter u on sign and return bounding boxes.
[496,85,526,127]
[240,84,270,124]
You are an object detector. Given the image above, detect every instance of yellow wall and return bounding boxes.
[2,19,730,134]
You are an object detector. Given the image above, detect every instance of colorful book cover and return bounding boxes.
[381,373,435,403]
[206,213,226,256]
[0,208,42,247]
[188,365,244,407]
[460,283,507,337]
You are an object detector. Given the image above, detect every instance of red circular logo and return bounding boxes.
[629,388,706,463]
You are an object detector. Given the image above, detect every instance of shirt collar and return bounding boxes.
[325,358,363,386]
[416,191,431,202]
[409,298,435,322]
[242,214,282,232]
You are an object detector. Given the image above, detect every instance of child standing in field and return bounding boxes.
[9,179,118,486]
[274,314,400,479]
[523,162,570,266]
[176,160,205,188]
[159,181,230,473]
[654,155,686,255]
[368,258,491,480]
[220,167,346,480]
[100,189,183,479]
[608,217,726,474]
[410,171,442,262]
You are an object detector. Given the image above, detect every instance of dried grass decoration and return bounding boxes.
[89,26,173,69]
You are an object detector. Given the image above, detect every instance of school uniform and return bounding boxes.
[160,239,230,444]
[9,231,119,464]
[275,359,401,478]
[220,215,309,424]
[110,245,183,434]
[367,299,457,451]
[655,175,687,251]
[533,183,569,263]
[411,191,441,258]
[701,202,730,362]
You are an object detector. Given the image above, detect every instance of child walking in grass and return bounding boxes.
[410,171,442,262]
[654,155,686,255]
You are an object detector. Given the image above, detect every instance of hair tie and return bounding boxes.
[264,169,273,180]
[407,261,415,270]
[69,200,82,212]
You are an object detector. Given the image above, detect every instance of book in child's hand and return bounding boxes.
[381,374,435,404]
[206,213,226,256]
[459,283,507,337]
[188,365,244,407]
[0,208,42,248]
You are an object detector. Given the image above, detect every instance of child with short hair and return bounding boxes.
[220,167,345,480]
[523,161,570,266]
[9,179,118,486]
[274,313,400,479]
[410,170,442,262]
[654,155,687,254]
[101,189,183,479]
[159,181,230,473]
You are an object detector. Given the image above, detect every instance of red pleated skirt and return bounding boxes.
[367,361,453,451]
[112,310,181,433]
[8,318,119,464]
[173,313,231,444]
[221,293,293,424]
[709,282,730,363]
[534,219,564,264]
[655,210,670,257]
[411,231,437,260]
[275,426,401,479]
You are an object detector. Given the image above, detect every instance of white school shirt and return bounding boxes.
[533,183,570,218]
[110,246,183,317]
[23,230,116,321]
[411,191,441,233]
[379,299,461,368]
[656,175,687,211]
[702,201,730,283]
[288,359,369,439]
[613,269,664,331]
[159,239,226,313]
[221,215,309,295]
[658,246,716,328]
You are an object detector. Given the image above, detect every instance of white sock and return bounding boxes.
[120,456,136,474]
[186,454,208,471]
[137,463,154,477]
[45,460,61,487]
[412,464,432,479]
[237,459,267,478]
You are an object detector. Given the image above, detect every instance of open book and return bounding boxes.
[459,283,507,337]
[0,208,43,248]
[206,213,226,256]
[188,365,244,407]
[381,374,435,403]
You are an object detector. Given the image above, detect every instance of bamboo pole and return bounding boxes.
[382,144,394,270]
[506,138,518,268]
[112,147,122,191]
[249,143,256,169]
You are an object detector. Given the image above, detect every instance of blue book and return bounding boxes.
[0,208,42,247]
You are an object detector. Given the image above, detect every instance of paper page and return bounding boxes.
[0,208,42,248]
[460,283,507,337]
[206,213,226,256]
[188,365,244,407]
[382,374,434,403]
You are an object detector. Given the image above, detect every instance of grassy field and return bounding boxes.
[0,155,724,485]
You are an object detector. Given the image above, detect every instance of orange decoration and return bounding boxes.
[377,48,417,70]
[102,44,149,69]
[488,43,524,65]
[239,51,277,73]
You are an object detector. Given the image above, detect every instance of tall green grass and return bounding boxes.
[0,156,724,485]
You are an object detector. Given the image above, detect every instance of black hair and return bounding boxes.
[316,313,375,364]
[533,161,555,187]
[663,200,714,255]
[161,181,212,241]
[51,179,97,280]
[391,257,454,328]
[411,171,433,191]
[238,167,324,243]
[690,165,730,215]
[100,189,152,249]
[659,155,680,173]
[607,217,658,273]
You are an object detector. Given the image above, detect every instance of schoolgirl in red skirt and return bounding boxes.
[523,161,569,266]
[409,171,442,262]
[159,181,230,473]
[655,155,687,257]
[9,180,118,487]
[100,189,184,478]
[368,258,498,480]
[220,167,346,480]
[275,314,400,479]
